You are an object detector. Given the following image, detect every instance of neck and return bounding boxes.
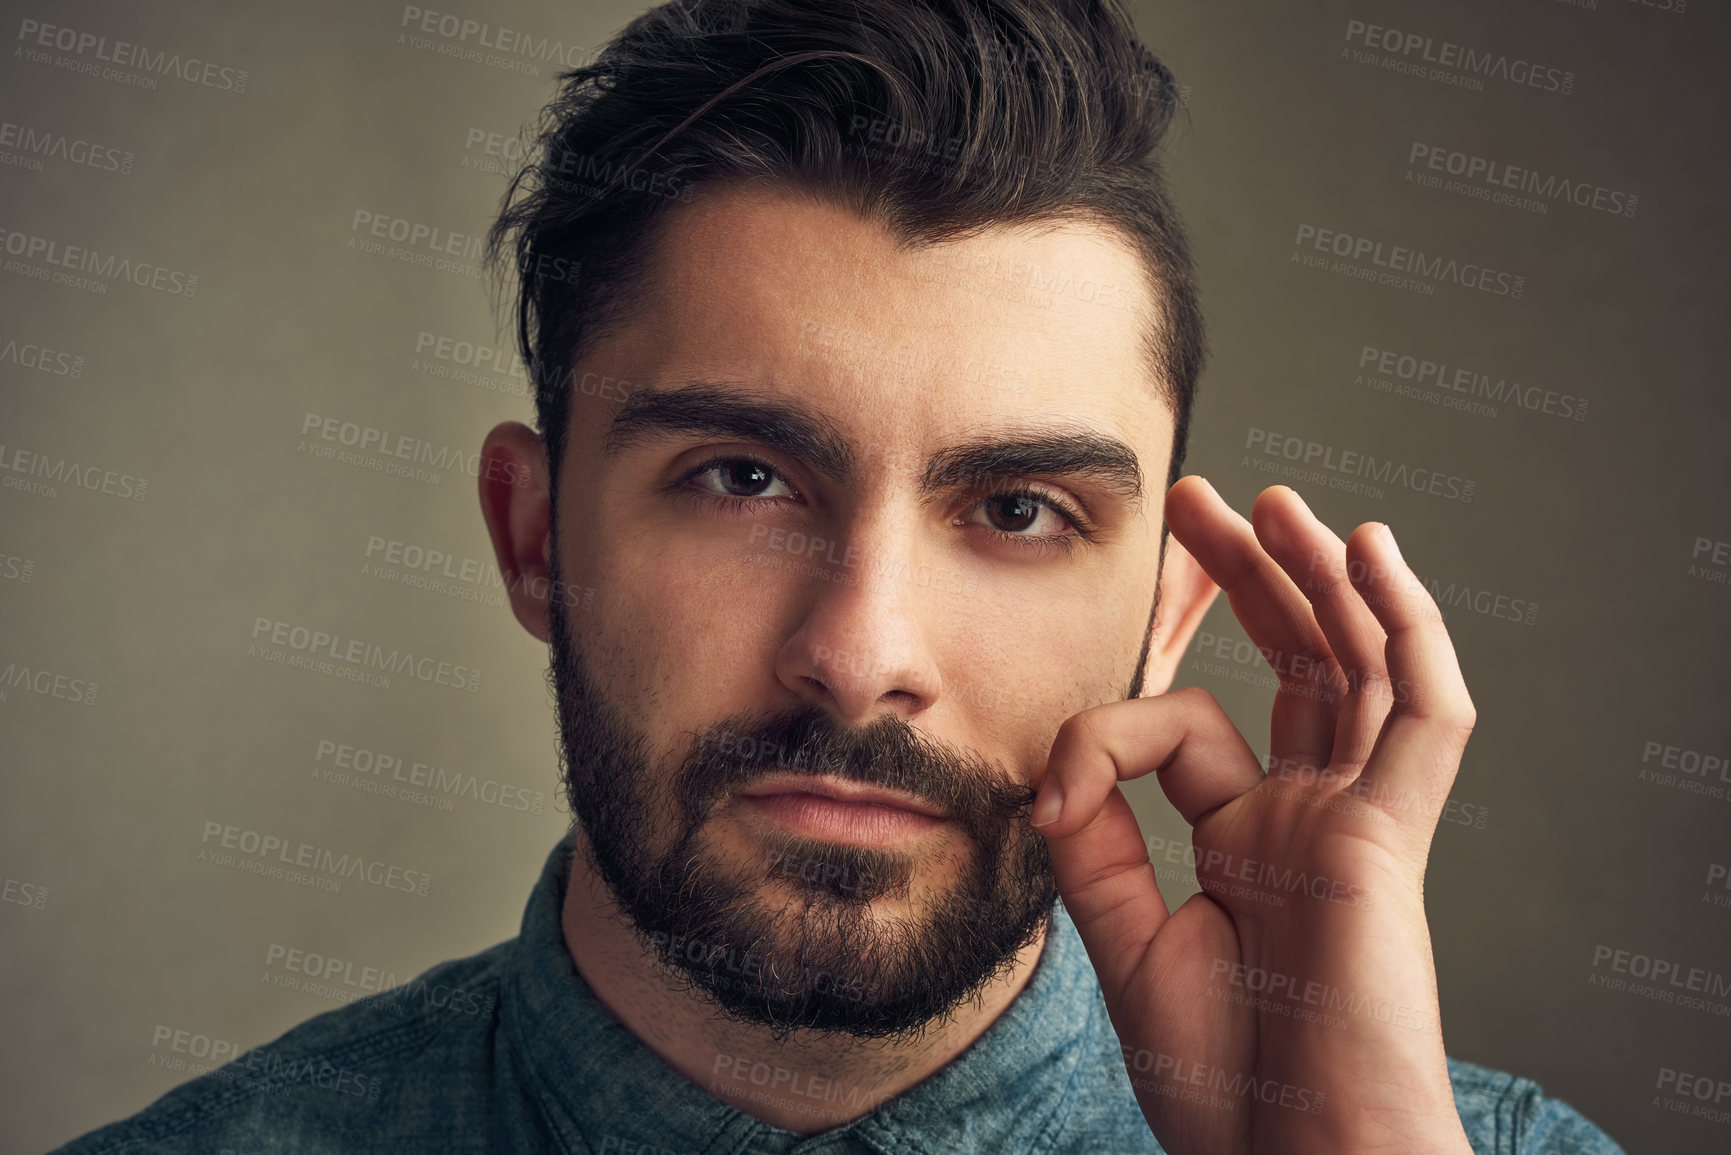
[558,828,1049,1135]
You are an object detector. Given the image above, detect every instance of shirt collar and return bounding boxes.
[502,835,1111,1154]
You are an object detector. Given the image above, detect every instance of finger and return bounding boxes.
[1030,690,1264,999]
[1165,477,1344,768]
[1251,488,1394,772]
[1347,523,1477,802]
[1032,689,1264,831]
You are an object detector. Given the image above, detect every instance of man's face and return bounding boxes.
[545,183,1174,1039]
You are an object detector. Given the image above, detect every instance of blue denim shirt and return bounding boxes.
[51,837,1625,1154]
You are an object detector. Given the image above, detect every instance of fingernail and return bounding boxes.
[1381,523,1403,562]
[1030,782,1064,827]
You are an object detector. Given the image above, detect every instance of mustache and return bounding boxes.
[676,702,1038,834]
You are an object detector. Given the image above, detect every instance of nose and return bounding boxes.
[773,516,943,727]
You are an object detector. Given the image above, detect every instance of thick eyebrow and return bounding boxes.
[920,432,1144,510]
[602,381,856,481]
[604,380,1143,510]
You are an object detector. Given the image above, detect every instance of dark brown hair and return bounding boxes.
[486,0,1204,493]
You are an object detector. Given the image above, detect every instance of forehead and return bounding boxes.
[587,182,1172,469]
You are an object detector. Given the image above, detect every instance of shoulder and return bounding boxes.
[1043,1051,1623,1155]
[1448,1056,1627,1155]
[47,941,514,1155]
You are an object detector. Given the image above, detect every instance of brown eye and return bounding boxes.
[987,494,1040,532]
[965,490,1075,538]
[690,458,793,499]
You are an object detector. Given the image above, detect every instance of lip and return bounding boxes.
[734,773,948,819]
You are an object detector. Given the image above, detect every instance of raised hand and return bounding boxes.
[1030,477,1477,1155]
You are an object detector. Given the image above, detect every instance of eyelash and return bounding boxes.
[675,454,1093,555]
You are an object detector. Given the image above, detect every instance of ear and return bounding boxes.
[478,421,554,644]
[1136,528,1221,698]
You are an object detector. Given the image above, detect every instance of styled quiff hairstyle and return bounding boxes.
[487,0,1204,493]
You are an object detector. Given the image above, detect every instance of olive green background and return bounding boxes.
[2,1,1726,1151]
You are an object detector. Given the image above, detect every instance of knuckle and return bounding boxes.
[1049,713,1085,755]
[1175,685,1222,715]
[1053,707,1106,756]
[1436,698,1477,745]
[1453,701,1478,735]
[1351,669,1396,708]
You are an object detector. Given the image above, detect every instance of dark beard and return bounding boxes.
[545,558,1058,1043]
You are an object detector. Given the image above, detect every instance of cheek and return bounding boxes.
[948,578,1147,689]
[939,588,1149,778]
[572,527,790,717]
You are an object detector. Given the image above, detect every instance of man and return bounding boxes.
[54,1,1624,1152]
